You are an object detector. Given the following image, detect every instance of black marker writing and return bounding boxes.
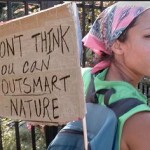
[52,98,59,119]
[0,34,23,58]
[22,55,50,74]
[14,34,23,57]
[1,63,15,75]
[1,74,70,95]
[10,97,59,120]
[31,25,70,55]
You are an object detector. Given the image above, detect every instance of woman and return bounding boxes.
[82,1,150,150]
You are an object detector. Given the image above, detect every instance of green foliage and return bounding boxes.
[0,2,40,21]
[1,119,46,150]
[2,119,16,150]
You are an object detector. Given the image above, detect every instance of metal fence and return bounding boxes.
[0,1,150,150]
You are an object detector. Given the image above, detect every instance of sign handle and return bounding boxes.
[82,116,88,150]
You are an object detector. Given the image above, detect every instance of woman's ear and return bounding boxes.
[111,40,124,55]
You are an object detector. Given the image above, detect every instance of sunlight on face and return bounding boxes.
[120,9,150,77]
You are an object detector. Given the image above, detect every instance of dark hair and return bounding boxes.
[93,16,138,65]
[118,17,138,42]
[93,51,114,66]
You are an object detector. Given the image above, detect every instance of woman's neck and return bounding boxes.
[105,61,143,87]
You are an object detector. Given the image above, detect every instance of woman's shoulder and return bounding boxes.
[121,111,150,150]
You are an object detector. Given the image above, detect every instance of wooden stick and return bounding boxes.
[83,116,88,150]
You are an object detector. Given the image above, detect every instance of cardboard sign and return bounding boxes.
[0,2,85,125]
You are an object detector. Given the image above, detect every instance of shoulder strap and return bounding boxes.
[108,98,144,118]
[85,72,144,118]
[86,75,98,103]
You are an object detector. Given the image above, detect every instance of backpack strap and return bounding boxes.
[108,98,144,118]
[85,73,144,118]
[86,74,98,103]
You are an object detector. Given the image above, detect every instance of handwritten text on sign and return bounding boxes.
[0,3,85,124]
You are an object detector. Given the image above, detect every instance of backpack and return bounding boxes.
[47,69,143,150]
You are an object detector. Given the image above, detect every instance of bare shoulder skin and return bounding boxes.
[121,112,150,150]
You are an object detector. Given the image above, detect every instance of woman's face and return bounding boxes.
[120,9,150,77]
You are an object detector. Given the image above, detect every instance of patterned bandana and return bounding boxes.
[82,2,150,74]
